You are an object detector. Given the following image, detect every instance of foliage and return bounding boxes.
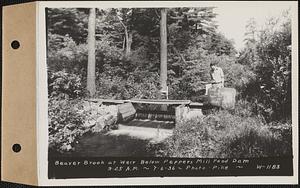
[96,70,160,100]
[168,50,240,100]
[48,97,88,152]
[215,55,256,93]
[47,7,292,156]
[47,8,88,44]
[47,7,239,101]
[238,11,291,121]
[48,70,88,152]
[203,33,236,56]
[153,109,292,158]
[237,18,259,65]
[48,70,85,99]
[47,33,88,73]
[254,15,291,120]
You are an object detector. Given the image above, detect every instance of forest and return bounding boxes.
[47,7,292,158]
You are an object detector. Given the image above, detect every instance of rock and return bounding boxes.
[105,114,116,125]
[92,117,106,132]
[105,105,119,116]
[104,114,118,130]
[61,143,73,151]
[83,119,96,128]
[82,100,91,111]
[90,102,100,110]
[110,123,119,130]
[117,103,136,122]
[82,100,102,112]
[84,104,119,133]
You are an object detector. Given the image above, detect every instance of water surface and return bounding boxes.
[50,120,174,157]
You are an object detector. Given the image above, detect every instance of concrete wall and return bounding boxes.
[175,105,203,123]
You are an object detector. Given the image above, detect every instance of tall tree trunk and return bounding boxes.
[125,32,132,57]
[87,8,96,97]
[122,37,126,51]
[160,8,168,98]
[118,17,132,58]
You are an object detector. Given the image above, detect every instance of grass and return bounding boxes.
[149,103,292,158]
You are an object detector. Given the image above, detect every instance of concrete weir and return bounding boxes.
[86,99,204,142]
[89,99,204,125]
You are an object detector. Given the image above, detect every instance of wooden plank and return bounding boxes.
[190,102,204,107]
[130,99,191,105]
[87,99,129,104]
[90,98,191,105]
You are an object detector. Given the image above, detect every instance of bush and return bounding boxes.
[48,70,85,99]
[237,11,292,121]
[48,97,88,152]
[48,33,88,73]
[154,110,292,158]
[48,70,89,152]
[96,70,160,100]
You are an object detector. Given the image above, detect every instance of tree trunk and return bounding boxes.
[160,8,168,98]
[125,32,132,57]
[87,8,96,97]
[119,19,132,58]
[122,37,125,51]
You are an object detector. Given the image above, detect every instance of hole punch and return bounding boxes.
[12,144,21,153]
[11,40,20,49]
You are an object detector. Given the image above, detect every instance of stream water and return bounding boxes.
[50,120,174,157]
[71,133,154,157]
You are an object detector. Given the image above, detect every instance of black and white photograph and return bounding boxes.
[43,1,297,181]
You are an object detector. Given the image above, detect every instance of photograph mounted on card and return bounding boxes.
[1,1,298,186]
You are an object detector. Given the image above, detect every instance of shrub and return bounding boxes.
[48,97,88,152]
[48,33,88,73]
[48,70,85,99]
[155,110,292,158]
[96,70,160,99]
[238,11,292,121]
[48,70,89,152]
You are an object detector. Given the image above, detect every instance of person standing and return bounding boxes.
[205,62,224,94]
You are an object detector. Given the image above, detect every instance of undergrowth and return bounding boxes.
[149,101,292,158]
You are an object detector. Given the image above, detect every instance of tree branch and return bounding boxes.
[170,44,187,64]
[116,15,127,30]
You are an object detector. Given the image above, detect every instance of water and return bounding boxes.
[72,133,154,157]
[51,120,174,157]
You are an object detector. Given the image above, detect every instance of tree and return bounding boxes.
[47,8,88,44]
[104,8,134,58]
[254,12,291,120]
[168,7,218,51]
[87,8,96,97]
[237,18,258,65]
[160,8,168,98]
[46,7,237,101]
[116,8,133,58]
[203,33,236,56]
[240,10,292,121]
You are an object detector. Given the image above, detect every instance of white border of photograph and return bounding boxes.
[37,1,298,186]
